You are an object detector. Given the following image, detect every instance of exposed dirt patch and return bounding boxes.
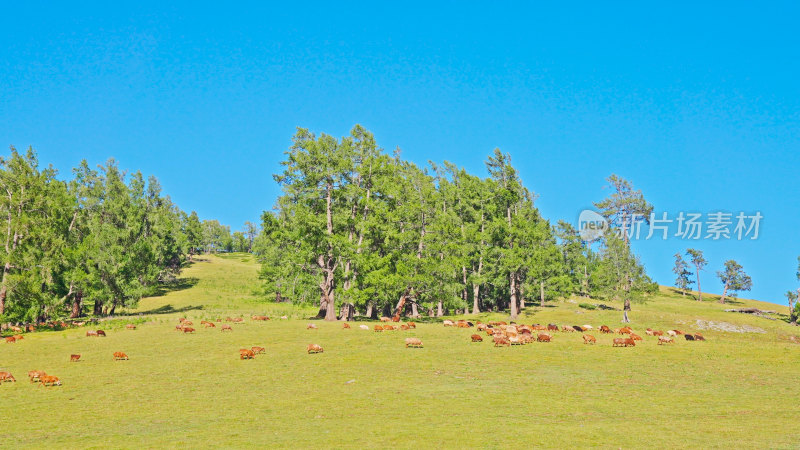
[695,319,766,333]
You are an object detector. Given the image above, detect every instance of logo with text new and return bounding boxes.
[578,210,607,242]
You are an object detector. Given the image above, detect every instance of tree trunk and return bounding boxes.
[411,300,420,318]
[509,272,518,320]
[719,283,729,304]
[69,291,83,319]
[695,267,702,301]
[539,280,545,305]
[338,303,354,321]
[93,299,103,316]
[436,298,443,317]
[0,261,10,315]
[472,283,480,314]
[365,300,375,319]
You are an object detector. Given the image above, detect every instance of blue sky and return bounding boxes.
[2,2,798,305]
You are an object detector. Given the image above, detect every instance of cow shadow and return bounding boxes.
[146,277,200,298]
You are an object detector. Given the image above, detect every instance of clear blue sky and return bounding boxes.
[2,2,798,306]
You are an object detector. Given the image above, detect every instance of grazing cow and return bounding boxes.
[385,325,398,331]
[232,317,244,323]
[613,338,635,347]
[392,315,401,323]
[670,329,684,335]
[684,334,695,341]
[13,334,23,340]
[86,330,98,337]
[645,329,655,336]
[10,325,21,333]
[457,321,470,329]
[572,326,584,332]
[600,325,612,334]
[561,325,575,332]
[126,324,136,330]
[619,327,632,335]
[182,321,193,326]
[251,346,266,354]
[406,322,416,329]
[28,371,45,383]
[26,324,35,332]
[694,333,706,341]
[359,325,369,330]
[5,336,15,343]
[658,336,674,345]
[477,323,488,331]
[547,324,559,332]
[485,328,495,336]
[471,334,483,342]
[532,324,547,332]
[40,375,61,386]
[374,325,383,332]
[181,327,195,333]
[239,349,255,360]
[70,354,81,362]
[342,323,351,329]
[307,324,318,330]
[221,324,233,332]
[179,317,187,323]
[493,336,511,347]
[582,334,596,344]
[400,324,409,330]
[443,320,455,327]
[380,317,391,323]
[509,336,522,345]
[520,334,534,344]
[96,330,106,337]
[204,322,216,328]
[225,317,233,322]
[667,330,678,337]
[405,338,423,348]
[0,372,16,383]
[307,344,324,354]
[280,316,288,320]
[582,325,594,330]
[252,315,270,321]
[653,330,664,336]
[113,352,129,361]
[537,333,551,343]
[630,333,643,341]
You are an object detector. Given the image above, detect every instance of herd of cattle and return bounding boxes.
[0,314,708,388]
[436,319,707,347]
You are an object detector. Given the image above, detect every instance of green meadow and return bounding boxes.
[1,254,799,448]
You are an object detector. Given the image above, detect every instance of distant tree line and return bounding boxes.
[254,125,657,321]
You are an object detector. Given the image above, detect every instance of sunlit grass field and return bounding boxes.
[2,254,799,448]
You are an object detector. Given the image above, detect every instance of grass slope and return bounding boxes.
[1,254,798,448]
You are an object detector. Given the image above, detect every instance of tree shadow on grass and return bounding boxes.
[146,277,200,298]
[120,304,204,316]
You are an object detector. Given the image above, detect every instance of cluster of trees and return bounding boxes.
[255,125,657,321]
[785,257,800,325]
[673,249,752,304]
[0,147,194,322]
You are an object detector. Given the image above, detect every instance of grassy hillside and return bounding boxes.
[1,254,799,448]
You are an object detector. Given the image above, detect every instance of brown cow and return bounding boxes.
[221,324,233,332]
[443,320,455,327]
[342,323,351,329]
[373,325,383,332]
[653,330,664,336]
[96,330,106,337]
[86,330,98,337]
[547,324,559,332]
[239,349,255,360]
[400,324,409,330]
[28,370,46,383]
[232,317,244,323]
[113,352,129,361]
[658,336,674,345]
[307,324,318,330]
[645,329,655,336]
[40,375,61,387]
[613,338,635,347]
[182,327,195,334]
[0,372,16,383]
[600,325,612,334]
[493,336,511,347]
[13,334,23,340]
[5,336,15,343]
[619,327,632,335]
[537,333,551,342]
[694,333,706,341]
[406,322,416,329]
[582,334,596,344]
[204,322,216,328]
[307,344,323,354]
[405,338,423,348]
[471,334,483,342]
[561,325,575,332]
[70,354,81,362]
[251,346,266,354]
[630,333,643,341]
[182,321,193,326]
[252,315,270,321]
[125,324,136,330]
[379,317,391,323]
